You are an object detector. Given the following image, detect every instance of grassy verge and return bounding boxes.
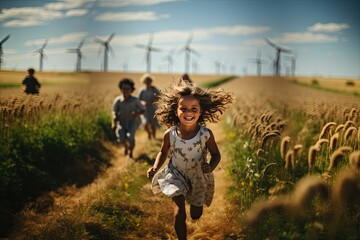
[200,75,238,88]
[224,108,360,239]
[0,111,113,237]
[291,78,360,96]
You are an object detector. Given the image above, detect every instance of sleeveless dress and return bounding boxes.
[151,125,215,207]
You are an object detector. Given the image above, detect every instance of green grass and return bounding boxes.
[200,75,237,88]
[291,79,360,97]
[0,110,113,237]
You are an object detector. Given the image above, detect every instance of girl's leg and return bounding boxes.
[172,195,187,240]
[190,205,203,220]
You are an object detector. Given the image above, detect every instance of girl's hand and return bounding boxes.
[147,167,157,179]
[201,162,212,173]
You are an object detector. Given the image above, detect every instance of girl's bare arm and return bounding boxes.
[147,129,171,178]
[203,129,221,173]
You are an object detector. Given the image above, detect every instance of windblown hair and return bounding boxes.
[155,79,234,127]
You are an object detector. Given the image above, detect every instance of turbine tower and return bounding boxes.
[67,38,85,72]
[162,47,176,73]
[0,34,10,70]
[249,51,267,76]
[179,34,200,74]
[135,34,161,73]
[32,39,48,72]
[95,33,115,72]
[289,52,297,77]
[265,38,292,76]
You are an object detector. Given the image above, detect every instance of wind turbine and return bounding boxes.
[179,34,200,74]
[248,51,267,76]
[286,52,297,77]
[265,38,292,76]
[135,34,161,73]
[94,33,115,72]
[0,34,10,70]
[162,47,176,73]
[32,39,48,72]
[67,38,85,72]
[214,60,222,75]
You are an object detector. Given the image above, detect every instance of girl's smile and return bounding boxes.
[177,95,201,127]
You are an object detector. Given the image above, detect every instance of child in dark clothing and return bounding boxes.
[112,78,145,159]
[21,68,41,94]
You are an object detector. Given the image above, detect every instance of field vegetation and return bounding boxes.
[222,77,360,239]
[0,71,359,239]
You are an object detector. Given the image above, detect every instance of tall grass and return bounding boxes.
[0,110,112,234]
[223,78,360,239]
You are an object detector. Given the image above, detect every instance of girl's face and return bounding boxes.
[176,95,201,126]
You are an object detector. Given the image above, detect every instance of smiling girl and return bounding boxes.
[147,79,234,239]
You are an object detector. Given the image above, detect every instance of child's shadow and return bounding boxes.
[135,153,155,165]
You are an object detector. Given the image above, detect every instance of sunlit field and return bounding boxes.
[0,71,359,239]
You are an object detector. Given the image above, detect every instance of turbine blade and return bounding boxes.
[150,46,162,52]
[78,38,86,49]
[0,34,10,45]
[264,37,277,48]
[186,34,193,46]
[42,39,48,49]
[190,48,201,57]
[135,43,147,49]
[94,36,104,44]
[107,33,115,43]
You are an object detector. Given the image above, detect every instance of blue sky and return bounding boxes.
[0,0,359,77]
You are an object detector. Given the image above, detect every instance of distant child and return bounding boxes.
[112,78,145,159]
[138,73,161,140]
[147,79,234,239]
[21,68,41,94]
[181,73,192,84]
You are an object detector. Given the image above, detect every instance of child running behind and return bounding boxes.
[112,78,145,159]
[138,73,161,140]
[147,79,234,239]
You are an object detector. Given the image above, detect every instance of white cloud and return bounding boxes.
[0,7,63,21]
[98,0,180,7]
[278,32,338,43]
[308,23,349,32]
[45,0,95,10]
[209,25,270,36]
[95,11,169,21]
[0,1,94,27]
[3,19,45,27]
[25,32,89,47]
[65,9,89,17]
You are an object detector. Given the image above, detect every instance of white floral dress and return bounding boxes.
[151,125,215,207]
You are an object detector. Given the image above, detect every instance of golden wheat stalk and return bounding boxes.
[328,149,349,171]
[285,149,294,170]
[344,126,357,142]
[308,145,319,170]
[315,138,329,150]
[319,122,336,139]
[261,132,279,149]
[291,175,329,207]
[349,151,360,171]
[280,136,291,160]
[344,120,355,130]
[329,133,339,151]
[334,124,345,133]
